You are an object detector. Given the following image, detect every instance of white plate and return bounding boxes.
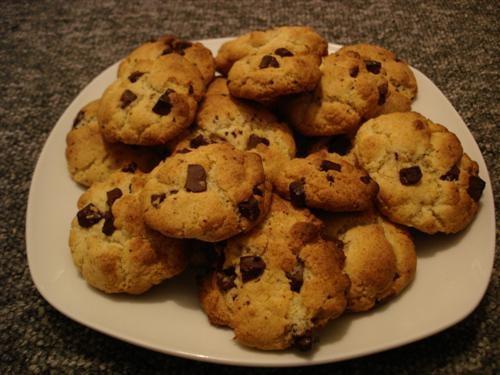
[26,38,495,367]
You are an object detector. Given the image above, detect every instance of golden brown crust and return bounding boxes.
[98,54,205,145]
[118,34,215,86]
[353,112,483,233]
[198,195,349,350]
[65,100,164,187]
[320,208,417,312]
[273,150,379,212]
[69,171,187,294]
[141,143,272,242]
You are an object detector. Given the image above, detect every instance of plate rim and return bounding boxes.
[25,38,496,367]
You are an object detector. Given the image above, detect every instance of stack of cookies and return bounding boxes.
[65,27,486,352]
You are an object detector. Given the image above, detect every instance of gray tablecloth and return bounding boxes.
[1,0,498,373]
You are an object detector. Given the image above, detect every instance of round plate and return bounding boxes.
[26,38,495,367]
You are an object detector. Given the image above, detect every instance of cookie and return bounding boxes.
[69,171,187,294]
[284,51,389,136]
[98,54,205,145]
[320,208,417,312]
[118,34,215,86]
[337,44,417,114]
[353,112,486,233]
[66,100,165,187]
[198,195,349,350]
[273,150,379,212]
[141,143,272,242]
[172,78,296,182]
[216,26,328,101]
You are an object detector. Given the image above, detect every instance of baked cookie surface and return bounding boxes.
[198,195,349,350]
[172,78,296,182]
[337,44,417,115]
[118,34,215,86]
[69,171,187,294]
[273,150,378,212]
[66,100,164,187]
[353,112,486,233]
[320,208,416,312]
[284,52,388,136]
[141,143,272,242]
[98,54,205,145]
[216,26,327,101]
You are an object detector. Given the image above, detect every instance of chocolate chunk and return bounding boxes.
[467,175,485,201]
[240,256,266,282]
[349,66,359,78]
[77,203,102,228]
[170,189,178,195]
[161,45,173,55]
[120,90,137,109]
[152,89,174,116]
[185,164,207,192]
[238,196,260,221]
[274,47,294,57]
[121,162,138,173]
[72,110,85,128]
[293,330,314,351]
[247,134,270,149]
[326,175,335,183]
[399,166,422,185]
[128,71,144,83]
[320,160,342,172]
[289,179,306,208]
[151,193,166,208]
[365,60,381,74]
[189,134,209,149]
[188,84,194,95]
[327,135,351,155]
[440,165,460,181]
[360,175,371,184]
[286,259,304,293]
[259,55,280,69]
[378,82,388,105]
[101,211,115,236]
[106,188,123,207]
[252,186,264,196]
[216,267,237,291]
[172,39,192,54]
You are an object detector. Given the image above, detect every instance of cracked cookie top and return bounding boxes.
[353,111,486,233]
[141,143,272,242]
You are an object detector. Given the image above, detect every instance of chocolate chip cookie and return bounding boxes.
[320,208,416,312]
[98,53,205,145]
[118,34,215,86]
[198,195,349,350]
[69,171,187,294]
[66,100,164,187]
[172,78,296,182]
[141,143,272,242]
[284,51,389,136]
[337,44,417,115]
[273,150,379,212]
[216,26,328,101]
[353,112,486,233]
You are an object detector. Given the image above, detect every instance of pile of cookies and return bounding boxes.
[65,26,486,351]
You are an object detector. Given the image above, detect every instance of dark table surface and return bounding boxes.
[1,0,498,373]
